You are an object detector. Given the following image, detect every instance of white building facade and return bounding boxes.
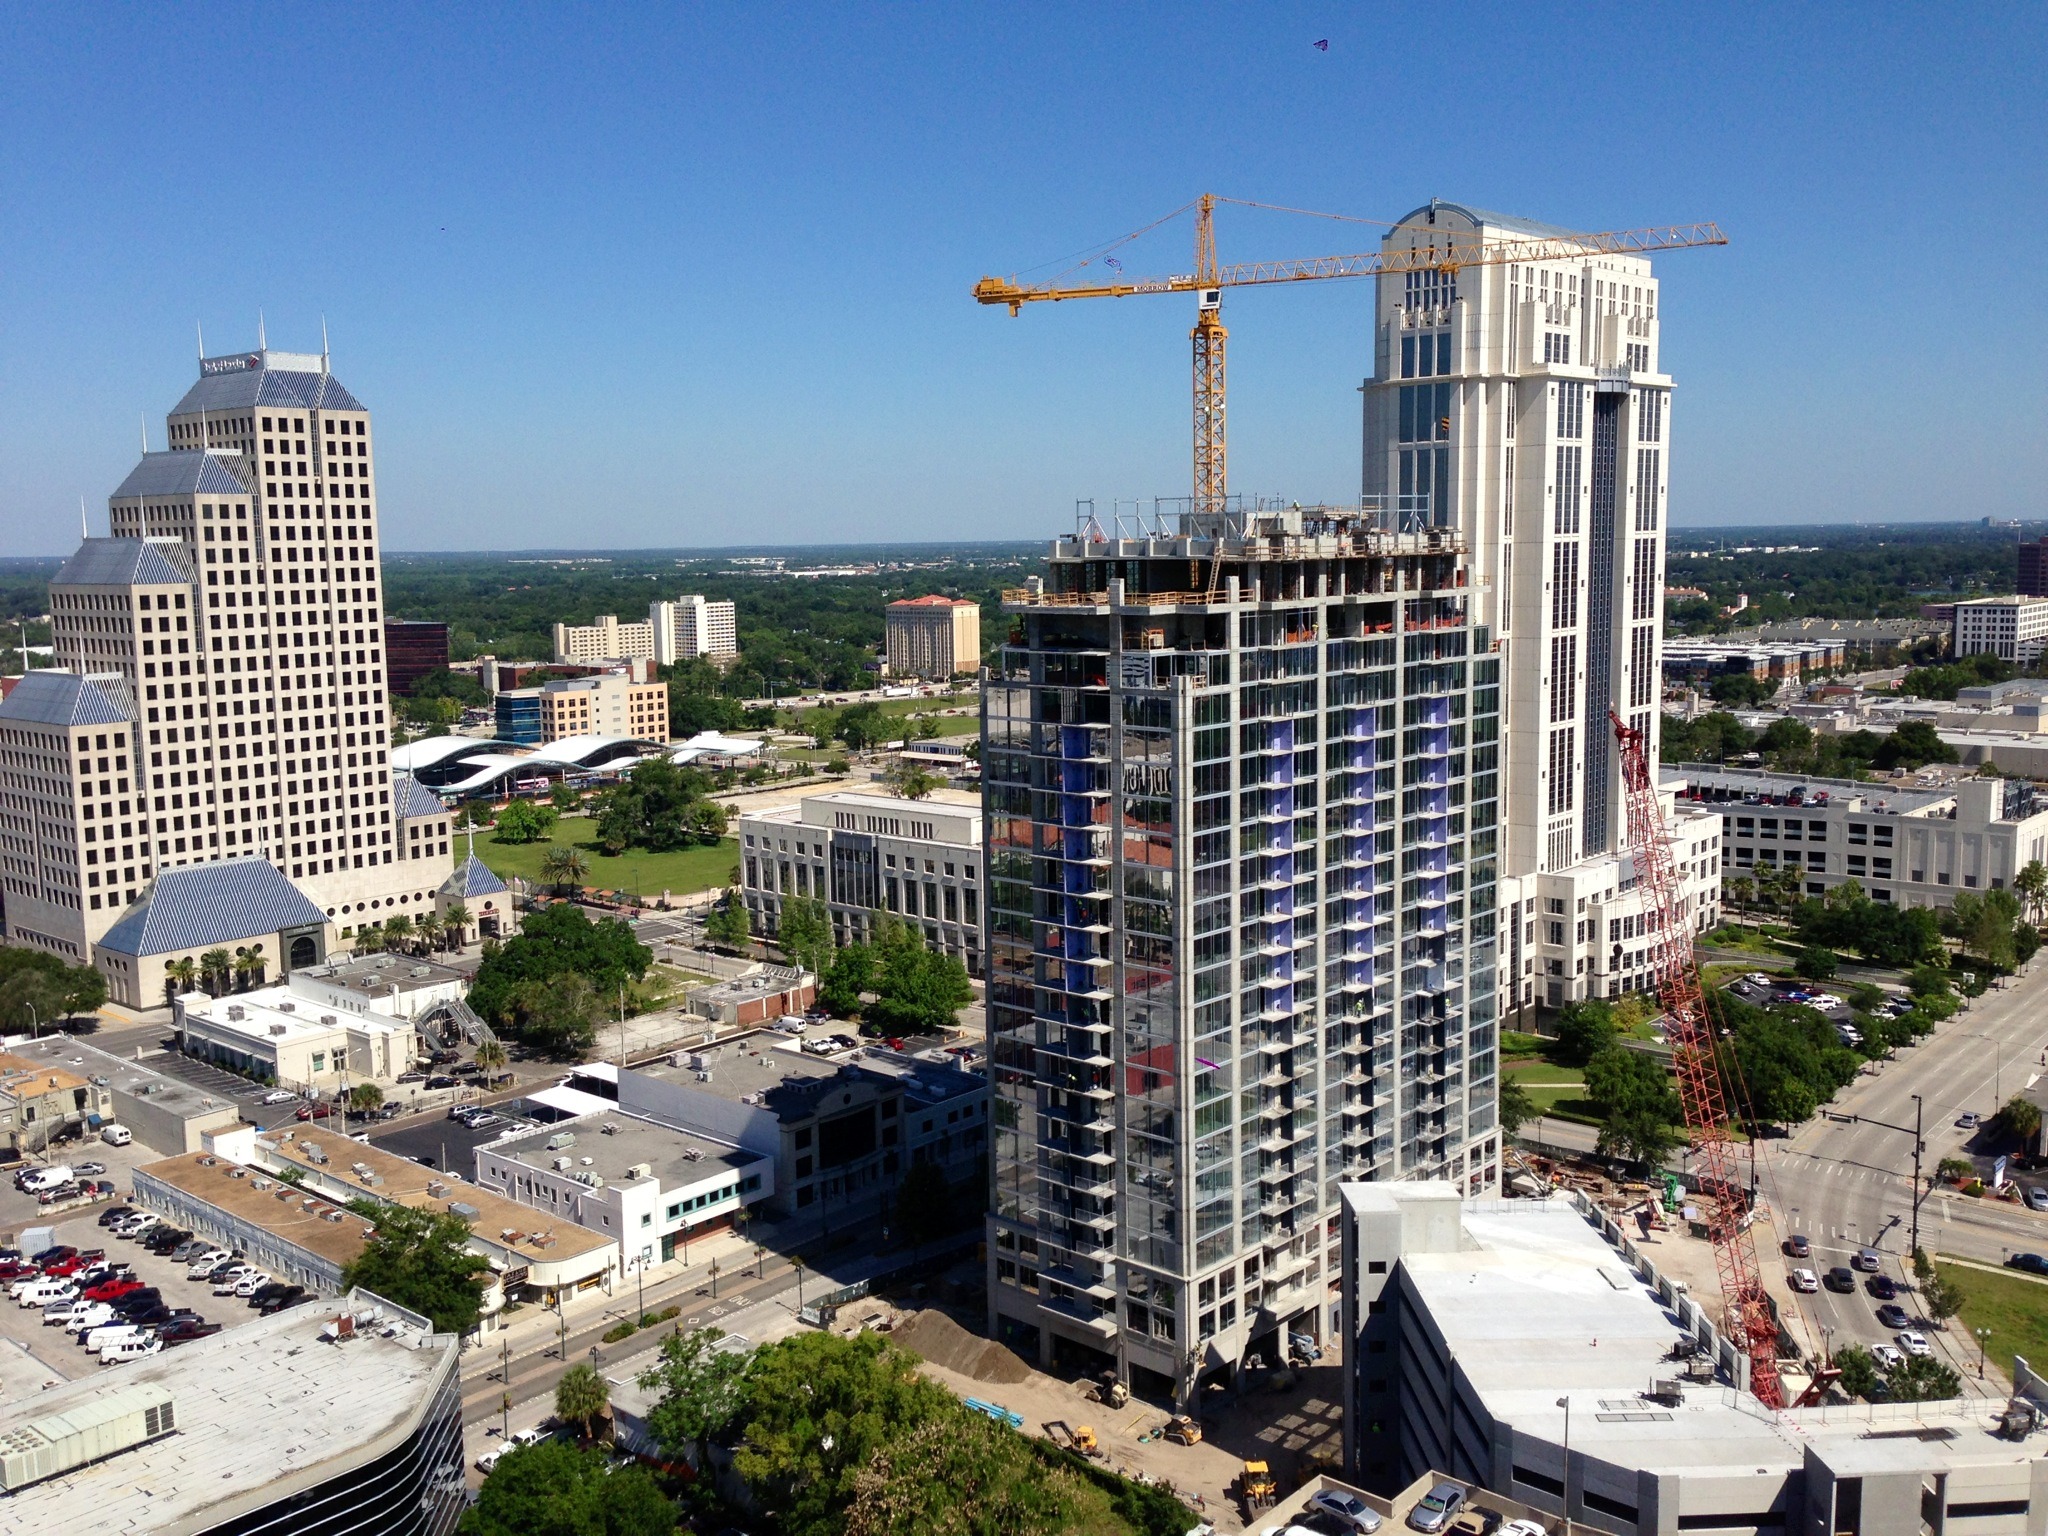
[1361,202,1708,1019]
[652,596,738,664]
[0,346,457,967]
[1955,596,2048,665]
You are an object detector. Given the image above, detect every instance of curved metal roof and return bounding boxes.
[1388,199,1588,242]
[390,735,524,770]
[524,735,659,767]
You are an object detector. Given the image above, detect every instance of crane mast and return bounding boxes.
[1611,710,1785,1409]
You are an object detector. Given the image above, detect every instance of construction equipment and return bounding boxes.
[1610,709,1786,1409]
[974,196,1727,521]
[1161,1414,1203,1445]
[1043,1420,1100,1456]
[1093,1371,1128,1409]
[1240,1460,1277,1510]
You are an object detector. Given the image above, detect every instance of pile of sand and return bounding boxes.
[891,1308,1032,1385]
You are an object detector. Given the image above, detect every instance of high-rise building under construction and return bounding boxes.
[981,201,1721,1400]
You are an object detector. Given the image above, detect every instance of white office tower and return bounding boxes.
[1363,202,1717,1020]
[651,595,739,665]
[0,342,456,980]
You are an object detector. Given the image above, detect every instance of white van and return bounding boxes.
[16,1279,77,1310]
[100,1124,132,1147]
[85,1322,145,1353]
[101,1334,162,1365]
[20,1166,73,1193]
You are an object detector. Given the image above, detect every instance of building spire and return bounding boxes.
[196,320,205,361]
[257,309,266,351]
[320,315,330,372]
[140,412,148,454]
[80,495,88,540]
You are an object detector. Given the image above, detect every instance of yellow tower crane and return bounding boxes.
[973,195,1727,520]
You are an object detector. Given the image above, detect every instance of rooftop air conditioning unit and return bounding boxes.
[624,1163,651,1181]
[278,1001,295,1013]
[553,1157,573,1172]
[252,1178,271,1191]
[199,1157,216,1168]
[320,1015,337,1026]
[681,1148,702,1162]
[227,1005,245,1021]
[448,1202,481,1220]
[270,1024,289,1036]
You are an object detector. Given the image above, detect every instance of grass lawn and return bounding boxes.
[476,819,739,901]
[1506,1059,1601,1125]
[1937,1261,2048,1382]
[1703,924,1794,957]
[1506,1060,1583,1085]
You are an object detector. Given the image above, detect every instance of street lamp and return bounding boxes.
[1555,1395,1572,1536]
[1977,1326,1993,1380]
[1960,1033,2006,1108]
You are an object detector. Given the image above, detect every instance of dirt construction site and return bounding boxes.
[832,1298,1344,1531]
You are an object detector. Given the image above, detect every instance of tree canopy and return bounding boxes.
[776,895,833,977]
[468,904,651,1037]
[863,920,974,1035]
[340,1201,491,1335]
[1792,882,1946,969]
[461,1441,676,1536]
[494,799,558,845]
[0,949,107,1032]
[593,759,727,855]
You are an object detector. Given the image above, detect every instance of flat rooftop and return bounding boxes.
[1401,1196,2041,1476]
[297,952,469,996]
[0,1294,455,1535]
[264,1125,614,1263]
[632,1033,853,1106]
[4,1036,239,1123]
[488,1111,761,1187]
[138,1150,370,1269]
[0,1050,90,1099]
[1663,764,1952,815]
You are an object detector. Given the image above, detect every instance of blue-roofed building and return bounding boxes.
[393,772,455,870]
[93,856,333,1007]
[438,841,516,941]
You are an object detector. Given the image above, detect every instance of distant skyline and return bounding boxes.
[2,6,2043,555]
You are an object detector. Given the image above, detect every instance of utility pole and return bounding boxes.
[1556,1395,1572,1536]
[1833,1095,1926,1257]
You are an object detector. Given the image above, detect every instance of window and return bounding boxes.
[1556,381,1584,439]
[1550,542,1580,628]
[1553,446,1582,533]
[1635,447,1662,530]
[1549,635,1577,722]
[1547,728,1576,815]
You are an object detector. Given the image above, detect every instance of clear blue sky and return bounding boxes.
[2,5,2042,554]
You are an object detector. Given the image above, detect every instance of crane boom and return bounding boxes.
[973,196,1726,519]
[1611,710,1785,1410]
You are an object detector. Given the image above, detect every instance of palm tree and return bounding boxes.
[384,913,415,955]
[164,956,198,1005]
[199,948,234,998]
[540,846,589,899]
[232,944,266,991]
[554,1361,610,1444]
[441,910,468,950]
[2014,859,2047,928]
[473,1039,509,1084]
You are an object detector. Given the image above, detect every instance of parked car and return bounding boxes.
[396,1072,427,1084]
[2027,1188,2048,1213]
[1874,1302,1913,1330]
[84,1322,148,1353]
[425,1075,459,1090]
[1784,1234,1811,1259]
[1308,1489,1384,1533]
[1872,1343,1905,1370]
[1897,1331,1932,1358]
[0,1260,38,1282]
[1787,1268,1819,1293]
[259,1090,298,1105]
[212,1267,263,1295]
[84,1276,144,1302]
[1407,1483,1467,1534]
[259,1286,310,1315]
[72,1160,107,1177]
[2007,1252,2048,1275]
[294,1103,332,1122]
[98,1205,137,1227]
[102,1334,164,1366]
[466,1114,503,1131]
[1851,1248,1882,1272]
[1824,1267,1856,1293]
[1866,1274,1899,1300]
[186,1251,233,1277]
[160,1318,222,1345]
[15,1279,78,1309]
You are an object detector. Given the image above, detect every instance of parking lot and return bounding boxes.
[0,1141,265,1382]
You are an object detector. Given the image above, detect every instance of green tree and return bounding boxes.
[549,781,581,813]
[474,1039,510,1083]
[1936,1156,1974,1182]
[1498,1074,1536,1138]
[1884,1354,1962,1403]
[1997,1094,2043,1146]
[1921,1271,1966,1328]
[163,955,198,1004]
[1553,999,1619,1066]
[1584,1046,1680,1122]
[777,895,833,977]
[881,760,945,800]
[1912,1246,1935,1283]
[911,712,941,741]
[818,943,874,1017]
[636,1326,751,1471]
[865,921,973,1036]
[1596,1106,1681,1168]
[341,1202,491,1335]
[1831,1343,1880,1401]
[467,904,651,1026]
[0,949,106,1029]
[833,700,888,751]
[1722,875,1755,910]
[349,1082,385,1116]
[1874,719,1959,771]
[460,1441,676,1536]
[494,799,558,845]
[703,892,752,951]
[383,914,416,955]
[1794,946,1838,982]
[2015,859,2048,926]
[1708,672,1774,708]
[593,758,724,854]
[1949,888,2022,969]
[233,943,267,990]
[554,1361,611,1443]
[509,974,600,1058]
[540,845,590,898]
[200,947,234,997]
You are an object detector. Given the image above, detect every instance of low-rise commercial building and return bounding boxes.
[133,1147,370,1294]
[176,970,425,1090]
[687,965,815,1026]
[1662,638,1844,685]
[90,855,334,1008]
[475,1111,771,1270]
[611,1037,987,1226]
[738,787,984,974]
[886,595,980,679]
[1956,596,2048,665]
[1341,1183,2048,1536]
[538,670,669,745]
[1667,765,2048,909]
[5,1035,240,1153]
[0,1289,465,1536]
[0,1050,114,1157]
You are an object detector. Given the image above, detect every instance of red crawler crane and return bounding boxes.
[1611,710,1786,1409]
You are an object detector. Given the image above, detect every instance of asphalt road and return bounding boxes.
[1766,960,2048,1369]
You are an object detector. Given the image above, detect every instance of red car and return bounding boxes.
[294,1103,332,1122]
[83,1277,143,1303]
[0,1260,38,1282]
[39,1256,86,1278]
